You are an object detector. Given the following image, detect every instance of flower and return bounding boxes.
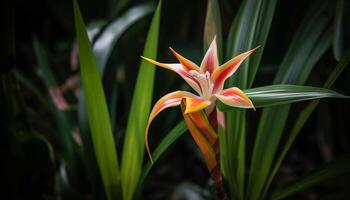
[143,37,257,160]
[143,37,258,200]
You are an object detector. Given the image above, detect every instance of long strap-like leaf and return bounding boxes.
[247,2,333,200]
[216,85,348,111]
[262,48,350,198]
[223,0,278,198]
[270,155,350,200]
[73,1,121,199]
[120,2,161,200]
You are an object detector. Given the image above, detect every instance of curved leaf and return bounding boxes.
[247,2,333,200]
[263,48,350,198]
[223,0,278,198]
[217,85,348,111]
[93,2,154,75]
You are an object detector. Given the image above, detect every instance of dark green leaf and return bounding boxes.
[33,37,57,88]
[140,121,187,184]
[247,2,333,200]
[223,0,278,198]
[333,0,345,61]
[263,48,350,198]
[271,155,350,200]
[93,2,154,75]
[30,39,75,162]
[204,0,223,62]
[217,85,348,111]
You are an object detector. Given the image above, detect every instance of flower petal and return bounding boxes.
[186,109,218,147]
[145,91,211,161]
[208,108,225,129]
[200,36,219,74]
[212,47,259,93]
[183,96,212,114]
[141,56,202,94]
[215,87,255,109]
[181,100,217,171]
[169,47,201,72]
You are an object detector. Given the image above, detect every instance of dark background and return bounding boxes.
[1,0,350,199]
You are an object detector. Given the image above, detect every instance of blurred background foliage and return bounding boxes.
[2,0,350,199]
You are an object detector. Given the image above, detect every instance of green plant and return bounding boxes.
[13,0,350,199]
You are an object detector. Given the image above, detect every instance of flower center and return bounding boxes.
[189,70,214,99]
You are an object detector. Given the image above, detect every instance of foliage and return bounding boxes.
[8,0,350,199]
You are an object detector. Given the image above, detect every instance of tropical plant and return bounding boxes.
[10,0,350,200]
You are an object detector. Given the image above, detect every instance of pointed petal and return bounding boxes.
[145,91,210,161]
[215,87,255,109]
[141,56,202,94]
[200,37,219,74]
[212,47,259,93]
[169,47,200,72]
[183,97,212,114]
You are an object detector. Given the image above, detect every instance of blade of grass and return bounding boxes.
[262,48,350,198]
[120,2,161,200]
[204,0,223,62]
[73,1,121,200]
[270,155,350,200]
[140,121,187,184]
[247,2,333,200]
[217,85,348,111]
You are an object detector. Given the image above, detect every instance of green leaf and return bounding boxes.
[73,1,120,200]
[217,85,348,111]
[92,2,154,132]
[247,2,333,200]
[31,39,75,162]
[273,2,332,85]
[15,69,74,161]
[140,121,187,185]
[263,48,350,198]
[93,2,155,75]
[270,155,350,200]
[115,0,130,13]
[120,2,161,200]
[204,0,223,62]
[333,0,345,61]
[225,0,262,197]
[14,70,52,115]
[223,0,277,198]
[33,37,57,88]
